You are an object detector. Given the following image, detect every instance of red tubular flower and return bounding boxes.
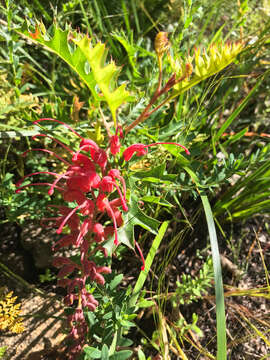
[96,193,107,212]
[135,241,145,271]
[72,143,99,166]
[99,175,128,211]
[123,142,190,161]
[110,134,121,155]
[16,171,65,188]
[79,138,99,155]
[79,199,95,216]
[45,205,80,233]
[96,266,112,274]
[18,118,150,360]
[108,169,128,211]
[53,256,78,268]
[63,189,86,204]
[75,218,93,247]
[56,204,85,234]
[92,148,108,171]
[66,171,101,193]
[57,264,76,279]
[52,231,80,251]
[104,201,119,246]
[71,153,96,172]
[94,273,105,285]
[123,144,148,160]
[113,208,124,227]
[93,223,105,243]
[99,176,115,192]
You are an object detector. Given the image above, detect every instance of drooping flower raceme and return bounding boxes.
[16,118,189,359]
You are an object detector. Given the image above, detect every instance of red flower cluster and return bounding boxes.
[16,118,189,358]
[16,118,129,358]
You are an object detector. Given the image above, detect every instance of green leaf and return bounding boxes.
[118,337,133,347]
[119,319,136,327]
[117,215,135,249]
[128,194,160,235]
[112,32,140,77]
[74,37,134,124]
[215,71,269,142]
[104,194,160,253]
[129,222,169,308]
[109,274,124,291]
[84,346,102,359]
[101,344,109,360]
[183,166,227,360]
[109,350,133,360]
[137,349,146,360]
[140,196,173,208]
[132,163,177,183]
[137,299,155,308]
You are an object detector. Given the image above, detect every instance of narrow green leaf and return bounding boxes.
[140,196,173,208]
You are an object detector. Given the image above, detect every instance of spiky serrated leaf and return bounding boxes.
[74,37,134,123]
[103,194,160,255]
[16,21,133,124]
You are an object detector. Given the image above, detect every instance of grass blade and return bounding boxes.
[184,166,227,360]
[215,71,270,142]
[129,221,169,308]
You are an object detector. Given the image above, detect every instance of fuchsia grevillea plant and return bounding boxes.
[15,117,189,358]
[15,22,244,357]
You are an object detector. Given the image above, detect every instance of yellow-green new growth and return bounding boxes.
[73,36,132,125]
[171,41,244,98]
[17,22,133,125]
[194,42,243,77]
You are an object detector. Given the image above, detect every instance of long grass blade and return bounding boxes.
[183,166,227,360]
[129,221,169,308]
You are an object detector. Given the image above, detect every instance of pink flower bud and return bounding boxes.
[96,266,112,274]
[57,264,75,279]
[94,273,105,285]
[74,308,84,322]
